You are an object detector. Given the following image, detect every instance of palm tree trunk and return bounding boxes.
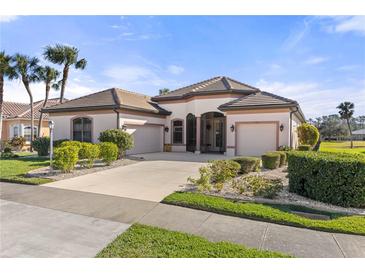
[60,66,69,103]
[23,80,34,152]
[0,73,4,140]
[38,83,50,137]
[346,118,353,149]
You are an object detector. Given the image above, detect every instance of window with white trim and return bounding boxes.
[73,117,92,142]
[172,120,183,144]
[23,126,37,142]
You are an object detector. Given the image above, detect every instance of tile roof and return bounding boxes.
[219,91,306,121]
[152,76,260,101]
[219,91,297,110]
[353,129,365,134]
[43,88,171,115]
[2,98,61,120]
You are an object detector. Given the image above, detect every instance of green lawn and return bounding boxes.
[320,141,365,154]
[163,192,365,236]
[0,157,52,184]
[96,223,290,258]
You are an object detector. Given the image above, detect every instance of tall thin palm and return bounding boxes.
[337,102,355,148]
[43,44,87,103]
[12,54,41,151]
[0,51,17,138]
[37,66,60,137]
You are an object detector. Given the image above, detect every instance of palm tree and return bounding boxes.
[337,101,355,148]
[12,54,41,151]
[43,44,87,103]
[37,66,60,137]
[159,88,170,95]
[0,51,16,139]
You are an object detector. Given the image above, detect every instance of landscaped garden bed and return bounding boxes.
[96,223,290,258]
[163,192,365,235]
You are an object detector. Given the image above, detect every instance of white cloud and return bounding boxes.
[337,65,360,71]
[256,79,365,118]
[167,65,184,75]
[282,17,315,50]
[0,16,18,23]
[103,65,167,86]
[322,16,365,36]
[304,56,328,65]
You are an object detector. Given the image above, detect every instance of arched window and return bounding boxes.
[73,117,92,142]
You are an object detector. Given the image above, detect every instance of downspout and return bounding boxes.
[289,106,299,149]
[113,109,120,129]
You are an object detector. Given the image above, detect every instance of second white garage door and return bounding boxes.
[236,122,278,156]
[126,124,163,155]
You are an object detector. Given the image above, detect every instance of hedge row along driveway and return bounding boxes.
[287,151,365,208]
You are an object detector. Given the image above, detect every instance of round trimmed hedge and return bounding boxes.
[287,151,365,208]
[232,157,261,173]
[261,153,280,169]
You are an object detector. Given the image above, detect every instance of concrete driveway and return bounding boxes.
[43,152,223,202]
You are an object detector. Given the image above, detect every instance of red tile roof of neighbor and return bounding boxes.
[2,98,61,120]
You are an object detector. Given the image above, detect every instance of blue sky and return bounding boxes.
[1,15,365,118]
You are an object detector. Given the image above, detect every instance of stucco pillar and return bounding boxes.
[195,116,201,154]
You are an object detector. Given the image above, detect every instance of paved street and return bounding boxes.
[1,182,364,258]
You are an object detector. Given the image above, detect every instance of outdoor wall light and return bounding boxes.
[164,126,169,133]
[280,124,284,132]
[230,124,235,132]
[122,125,127,131]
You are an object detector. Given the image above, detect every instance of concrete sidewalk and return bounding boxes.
[1,182,364,258]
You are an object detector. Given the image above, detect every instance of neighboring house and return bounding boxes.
[1,98,61,144]
[352,129,365,140]
[42,76,305,156]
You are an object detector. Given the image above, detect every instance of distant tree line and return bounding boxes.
[308,114,365,140]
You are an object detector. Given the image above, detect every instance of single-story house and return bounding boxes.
[352,129,365,141]
[1,98,60,145]
[42,76,305,156]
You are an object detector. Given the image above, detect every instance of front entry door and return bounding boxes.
[211,118,224,152]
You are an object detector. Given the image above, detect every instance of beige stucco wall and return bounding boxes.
[50,111,117,142]
[159,96,236,151]
[291,113,301,149]
[50,110,166,143]
[225,111,291,156]
[1,119,50,141]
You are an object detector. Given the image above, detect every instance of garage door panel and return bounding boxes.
[126,125,163,155]
[236,123,277,156]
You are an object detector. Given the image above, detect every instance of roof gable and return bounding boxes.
[43,88,171,115]
[152,76,260,101]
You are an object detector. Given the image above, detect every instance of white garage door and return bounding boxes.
[126,125,163,155]
[236,123,277,156]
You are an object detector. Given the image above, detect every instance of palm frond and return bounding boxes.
[75,58,87,70]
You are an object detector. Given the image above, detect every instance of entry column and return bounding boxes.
[195,116,201,154]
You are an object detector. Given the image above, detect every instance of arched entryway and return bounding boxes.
[201,112,226,153]
[186,113,196,152]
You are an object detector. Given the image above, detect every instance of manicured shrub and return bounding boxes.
[233,157,261,174]
[53,139,69,148]
[99,129,134,158]
[209,160,240,185]
[268,151,286,166]
[287,151,365,207]
[60,140,82,149]
[297,145,311,151]
[261,153,280,169]
[188,160,240,192]
[3,147,12,153]
[79,142,100,168]
[10,136,26,150]
[98,142,118,165]
[188,166,212,192]
[245,175,283,198]
[53,145,79,172]
[32,137,50,156]
[297,123,319,147]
